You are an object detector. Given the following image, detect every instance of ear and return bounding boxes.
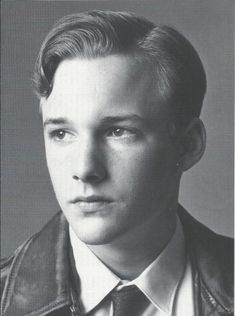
[179,118,206,172]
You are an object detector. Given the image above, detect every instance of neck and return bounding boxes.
[89,202,178,280]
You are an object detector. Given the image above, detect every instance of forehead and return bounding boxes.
[53,55,154,95]
[42,55,167,121]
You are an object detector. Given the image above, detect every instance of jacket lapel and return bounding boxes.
[2,213,71,316]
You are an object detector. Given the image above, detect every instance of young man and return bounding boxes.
[1,10,233,316]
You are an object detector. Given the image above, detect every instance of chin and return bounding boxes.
[73,229,118,246]
[70,218,123,246]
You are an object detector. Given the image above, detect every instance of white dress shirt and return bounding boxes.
[69,218,194,315]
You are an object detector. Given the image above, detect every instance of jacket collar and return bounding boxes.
[3,213,71,316]
[3,208,233,315]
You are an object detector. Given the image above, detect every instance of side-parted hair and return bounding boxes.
[33,10,206,126]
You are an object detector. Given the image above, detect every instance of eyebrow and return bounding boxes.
[100,114,144,124]
[43,115,145,128]
[43,118,72,128]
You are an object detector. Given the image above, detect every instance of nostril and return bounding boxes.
[72,174,103,183]
[87,174,100,183]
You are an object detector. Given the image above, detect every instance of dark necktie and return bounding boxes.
[111,285,149,316]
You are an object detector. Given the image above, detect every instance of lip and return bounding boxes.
[70,195,113,203]
[70,195,114,213]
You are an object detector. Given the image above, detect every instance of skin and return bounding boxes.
[41,55,205,279]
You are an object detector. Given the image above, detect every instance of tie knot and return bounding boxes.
[111,285,149,316]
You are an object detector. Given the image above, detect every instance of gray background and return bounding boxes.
[1,0,234,257]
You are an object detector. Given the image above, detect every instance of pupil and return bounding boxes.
[115,128,122,135]
[58,131,64,138]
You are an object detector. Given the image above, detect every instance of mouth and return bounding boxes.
[70,196,114,213]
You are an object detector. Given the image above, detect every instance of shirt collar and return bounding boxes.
[70,217,185,314]
[130,216,185,314]
[69,228,120,313]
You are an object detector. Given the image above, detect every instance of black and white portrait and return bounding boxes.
[1,1,233,316]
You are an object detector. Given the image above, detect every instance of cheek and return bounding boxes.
[112,144,177,195]
[45,146,72,193]
[46,147,61,176]
[46,143,71,172]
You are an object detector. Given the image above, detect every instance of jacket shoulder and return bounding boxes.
[178,205,234,314]
[0,213,71,316]
[0,213,62,299]
[178,205,233,268]
[0,237,33,302]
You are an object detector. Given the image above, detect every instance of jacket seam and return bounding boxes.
[0,255,15,270]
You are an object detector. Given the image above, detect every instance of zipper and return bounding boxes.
[70,303,80,316]
[69,287,81,316]
[201,283,217,308]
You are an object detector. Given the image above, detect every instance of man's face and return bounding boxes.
[42,56,180,245]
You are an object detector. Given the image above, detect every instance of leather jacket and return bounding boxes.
[1,206,233,316]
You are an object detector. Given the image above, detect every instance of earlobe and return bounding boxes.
[179,118,206,172]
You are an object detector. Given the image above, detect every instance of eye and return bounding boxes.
[108,127,125,137]
[106,127,137,138]
[53,130,66,139]
[48,129,74,142]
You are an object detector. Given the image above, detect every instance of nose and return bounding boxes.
[72,137,107,184]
